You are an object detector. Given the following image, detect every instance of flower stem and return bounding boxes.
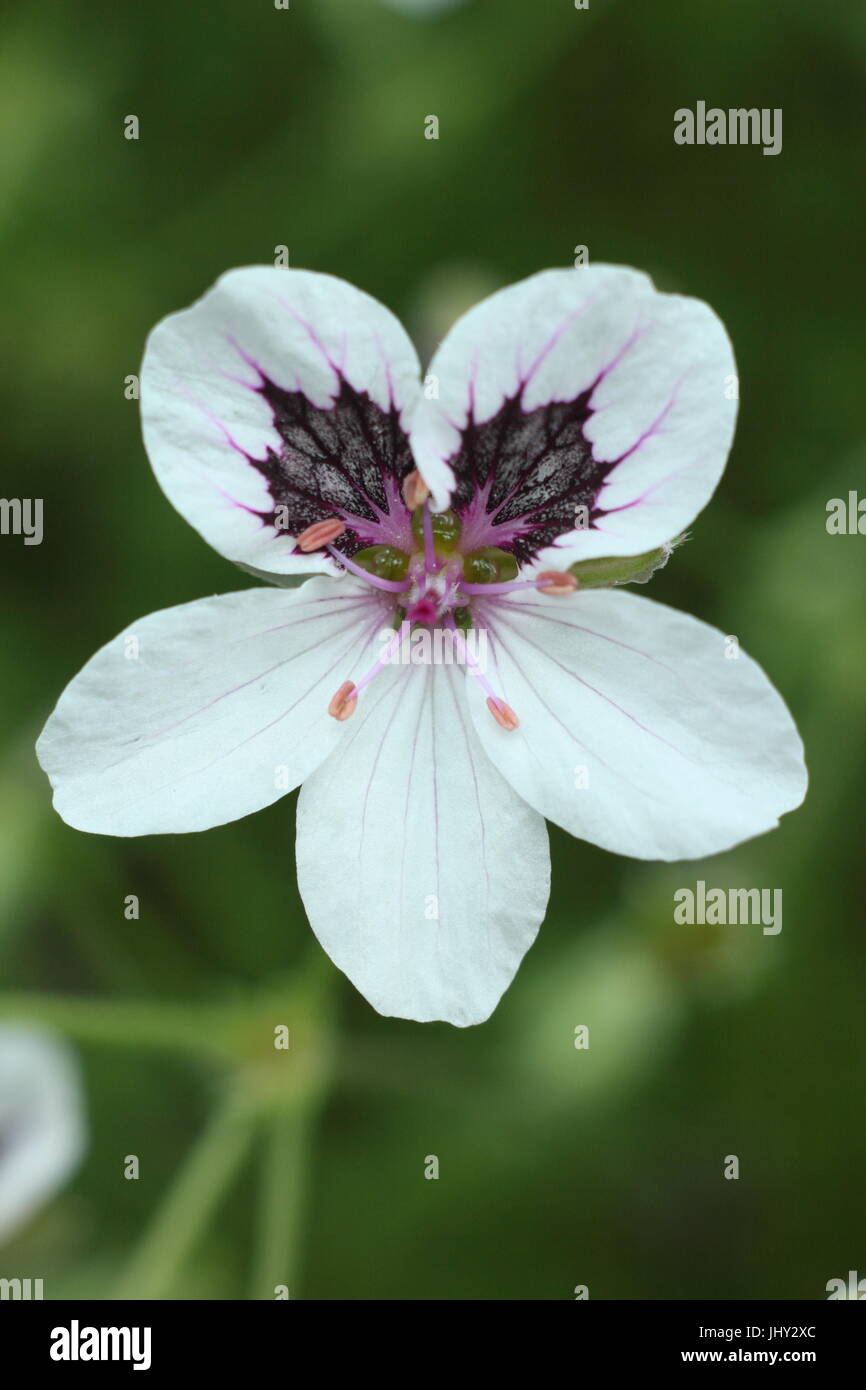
[248,1100,317,1300]
[0,992,231,1061]
[114,1086,255,1300]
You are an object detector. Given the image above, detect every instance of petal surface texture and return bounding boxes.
[467,588,807,861]
[141,267,422,576]
[37,578,383,836]
[409,265,736,567]
[296,662,550,1026]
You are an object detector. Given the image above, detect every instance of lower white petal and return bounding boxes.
[468,589,807,860]
[37,578,384,836]
[296,661,550,1026]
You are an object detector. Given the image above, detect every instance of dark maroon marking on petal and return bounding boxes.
[246,370,415,559]
[445,386,616,565]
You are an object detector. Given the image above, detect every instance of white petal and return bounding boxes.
[296,662,550,1026]
[410,265,736,564]
[0,1026,86,1244]
[141,267,422,576]
[37,578,385,836]
[467,589,806,860]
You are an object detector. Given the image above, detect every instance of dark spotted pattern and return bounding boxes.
[248,372,415,559]
[447,388,613,564]
[249,368,612,566]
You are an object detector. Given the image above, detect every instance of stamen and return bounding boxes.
[328,680,357,722]
[328,621,412,720]
[325,544,411,593]
[352,621,411,696]
[402,468,430,511]
[297,517,346,552]
[459,572,578,597]
[421,502,439,574]
[444,615,520,732]
[536,569,578,596]
[458,578,541,596]
[486,696,520,732]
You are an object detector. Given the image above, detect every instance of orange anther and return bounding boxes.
[536,569,578,596]
[297,518,347,552]
[328,680,358,722]
[401,469,430,511]
[486,697,520,731]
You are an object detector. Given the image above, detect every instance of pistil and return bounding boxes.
[317,498,562,727]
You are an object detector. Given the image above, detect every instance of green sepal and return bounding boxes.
[568,540,680,588]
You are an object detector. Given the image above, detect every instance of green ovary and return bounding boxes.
[461,546,519,584]
[353,545,410,581]
[410,508,462,553]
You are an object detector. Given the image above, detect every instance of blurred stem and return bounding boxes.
[4,954,338,1299]
[248,1099,318,1300]
[0,992,231,1062]
[115,1086,255,1300]
[248,955,337,1300]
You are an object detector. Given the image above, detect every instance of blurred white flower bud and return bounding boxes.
[0,1025,87,1244]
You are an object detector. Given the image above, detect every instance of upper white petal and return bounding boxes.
[37,578,385,836]
[467,588,806,861]
[296,661,550,1026]
[410,265,736,560]
[141,266,422,575]
[0,1026,86,1244]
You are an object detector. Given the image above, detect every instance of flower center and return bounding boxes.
[296,477,575,728]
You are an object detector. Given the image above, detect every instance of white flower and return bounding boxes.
[0,1026,87,1243]
[36,266,806,1026]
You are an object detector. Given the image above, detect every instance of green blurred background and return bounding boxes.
[1,0,865,1300]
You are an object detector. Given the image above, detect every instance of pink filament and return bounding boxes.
[458,578,545,596]
[421,502,439,574]
[444,615,500,704]
[350,621,411,698]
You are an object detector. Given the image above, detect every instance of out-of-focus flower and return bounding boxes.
[0,1025,87,1244]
